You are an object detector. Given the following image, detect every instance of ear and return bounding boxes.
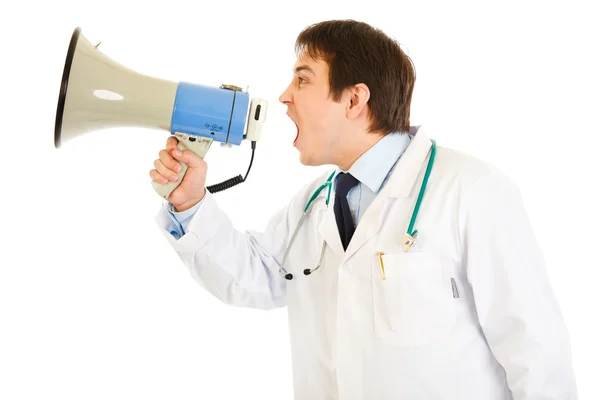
[346,83,370,119]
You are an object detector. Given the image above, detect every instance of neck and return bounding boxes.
[335,131,384,171]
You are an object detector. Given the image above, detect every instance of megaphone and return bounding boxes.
[54,27,268,199]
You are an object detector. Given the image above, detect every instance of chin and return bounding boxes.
[297,151,313,166]
[298,152,326,167]
[298,154,312,166]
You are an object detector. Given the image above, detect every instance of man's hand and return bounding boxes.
[150,136,208,212]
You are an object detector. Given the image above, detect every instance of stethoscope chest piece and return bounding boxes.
[402,231,418,252]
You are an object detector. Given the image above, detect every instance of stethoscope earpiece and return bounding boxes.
[285,273,293,280]
[303,269,312,276]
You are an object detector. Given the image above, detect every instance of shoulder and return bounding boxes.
[433,145,519,195]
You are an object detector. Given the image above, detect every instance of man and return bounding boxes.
[151,19,577,399]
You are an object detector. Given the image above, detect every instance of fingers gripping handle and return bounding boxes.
[152,141,188,200]
[152,134,213,199]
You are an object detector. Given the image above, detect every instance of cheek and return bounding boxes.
[298,106,325,134]
[306,103,335,131]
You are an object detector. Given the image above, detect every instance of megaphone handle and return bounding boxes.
[152,134,213,200]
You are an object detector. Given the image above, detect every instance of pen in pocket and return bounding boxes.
[377,252,386,280]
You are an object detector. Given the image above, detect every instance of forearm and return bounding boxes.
[156,190,288,309]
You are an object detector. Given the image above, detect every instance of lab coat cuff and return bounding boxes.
[155,204,176,234]
[155,190,230,252]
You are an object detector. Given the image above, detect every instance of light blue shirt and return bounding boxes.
[332,132,411,227]
[165,132,412,239]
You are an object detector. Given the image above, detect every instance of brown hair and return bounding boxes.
[295,19,416,134]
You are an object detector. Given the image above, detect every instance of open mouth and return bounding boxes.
[294,123,299,145]
[288,113,300,145]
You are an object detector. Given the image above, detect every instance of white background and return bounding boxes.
[1,0,598,398]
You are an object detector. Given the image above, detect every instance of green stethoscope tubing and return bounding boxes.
[279,139,436,279]
[304,170,336,212]
[408,139,436,238]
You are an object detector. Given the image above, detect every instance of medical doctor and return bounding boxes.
[150,19,577,400]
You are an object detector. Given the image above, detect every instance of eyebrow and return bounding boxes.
[294,65,315,75]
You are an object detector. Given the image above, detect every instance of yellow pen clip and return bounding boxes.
[377,252,386,280]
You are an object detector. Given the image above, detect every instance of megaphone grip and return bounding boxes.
[151,134,212,199]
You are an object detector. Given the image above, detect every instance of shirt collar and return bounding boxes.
[334,131,412,193]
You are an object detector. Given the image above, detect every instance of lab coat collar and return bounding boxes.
[318,125,434,261]
[379,124,434,199]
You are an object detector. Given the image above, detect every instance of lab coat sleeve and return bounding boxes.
[154,188,292,310]
[460,169,578,399]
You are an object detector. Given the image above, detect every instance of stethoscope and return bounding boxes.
[279,139,437,280]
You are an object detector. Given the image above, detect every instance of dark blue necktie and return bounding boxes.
[334,172,360,250]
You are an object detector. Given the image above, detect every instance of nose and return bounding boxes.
[279,82,293,104]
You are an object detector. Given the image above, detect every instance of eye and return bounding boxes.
[298,76,307,85]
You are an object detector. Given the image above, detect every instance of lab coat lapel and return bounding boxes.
[317,203,345,260]
[343,126,434,260]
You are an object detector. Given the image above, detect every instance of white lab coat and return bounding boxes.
[156,126,577,399]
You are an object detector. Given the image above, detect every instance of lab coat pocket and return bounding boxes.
[372,252,456,347]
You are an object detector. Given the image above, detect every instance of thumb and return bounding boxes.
[171,148,204,168]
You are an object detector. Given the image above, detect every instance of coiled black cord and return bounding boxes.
[206,141,256,194]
